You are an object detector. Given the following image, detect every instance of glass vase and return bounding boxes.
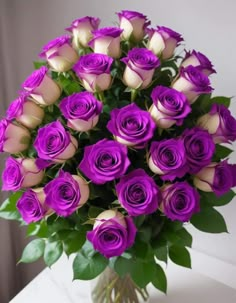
[91,267,149,303]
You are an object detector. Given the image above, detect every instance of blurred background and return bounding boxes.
[0,0,235,302]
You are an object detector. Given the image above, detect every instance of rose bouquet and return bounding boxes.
[0,10,236,303]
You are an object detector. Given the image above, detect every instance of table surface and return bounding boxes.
[10,251,236,303]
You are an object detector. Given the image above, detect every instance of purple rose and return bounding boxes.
[149,86,191,128]
[197,104,236,143]
[73,53,113,92]
[66,16,100,48]
[181,50,216,75]
[194,161,236,196]
[149,139,188,181]
[44,170,89,217]
[79,139,130,184]
[60,92,102,132]
[88,27,123,58]
[116,169,161,216]
[34,121,78,162]
[22,66,61,106]
[87,210,137,258]
[182,127,215,174]
[17,188,46,223]
[121,48,160,89]
[117,10,150,41]
[39,35,78,72]
[2,157,44,191]
[0,118,30,154]
[172,65,213,104]
[161,181,200,222]
[7,94,44,129]
[147,26,183,59]
[107,103,156,148]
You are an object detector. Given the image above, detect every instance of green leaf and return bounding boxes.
[191,206,228,233]
[33,61,46,69]
[154,246,168,263]
[200,190,235,207]
[214,144,233,160]
[20,239,45,263]
[176,228,193,248]
[130,260,156,288]
[63,230,86,255]
[0,192,22,220]
[44,241,63,267]
[73,252,108,280]
[88,206,104,219]
[152,263,167,294]
[169,245,191,268]
[27,220,48,238]
[114,256,131,277]
[210,96,231,108]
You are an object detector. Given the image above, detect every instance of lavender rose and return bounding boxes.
[87,210,137,258]
[117,10,150,42]
[147,26,183,59]
[79,139,130,184]
[172,65,213,104]
[17,188,47,223]
[2,157,44,191]
[193,161,236,196]
[107,103,156,148]
[39,35,78,72]
[197,104,236,143]
[148,139,188,181]
[34,121,78,162]
[116,169,161,216]
[60,92,102,132]
[182,127,215,174]
[66,16,100,48]
[121,48,160,90]
[149,86,191,128]
[161,181,200,222]
[0,119,30,154]
[181,50,216,75]
[89,27,123,58]
[22,66,61,106]
[7,94,44,129]
[44,170,89,217]
[73,53,113,92]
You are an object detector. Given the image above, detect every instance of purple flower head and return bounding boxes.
[183,50,216,75]
[22,66,48,91]
[89,27,123,46]
[117,10,149,22]
[0,119,8,152]
[149,139,188,181]
[107,103,156,149]
[147,26,183,44]
[79,139,130,184]
[162,181,200,222]
[2,157,24,191]
[182,127,215,174]
[150,86,191,128]
[116,169,161,216]
[66,16,100,32]
[6,94,27,120]
[17,189,46,223]
[87,210,136,258]
[39,35,71,58]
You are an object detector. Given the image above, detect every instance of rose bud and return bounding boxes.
[0,119,30,154]
[22,66,61,106]
[149,86,191,128]
[2,157,44,191]
[107,103,156,148]
[182,127,215,174]
[16,188,47,224]
[87,210,136,258]
[148,139,188,181]
[197,104,236,143]
[34,120,78,163]
[88,27,123,58]
[66,16,100,48]
[73,53,113,92]
[117,10,150,42]
[44,170,89,217]
[116,169,161,216]
[161,181,200,222]
[194,161,236,196]
[79,139,130,184]
[39,35,78,72]
[60,92,102,132]
[172,65,213,104]
[147,26,183,60]
[6,94,44,129]
[121,48,160,90]
[181,50,216,76]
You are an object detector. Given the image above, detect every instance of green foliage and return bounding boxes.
[214,144,233,161]
[43,240,63,267]
[200,190,235,207]
[169,245,191,268]
[0,192,22,220]
[152,263,167,294]
[19,239,45,263]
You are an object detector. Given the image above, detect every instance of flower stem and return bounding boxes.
[131,89,138,102]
